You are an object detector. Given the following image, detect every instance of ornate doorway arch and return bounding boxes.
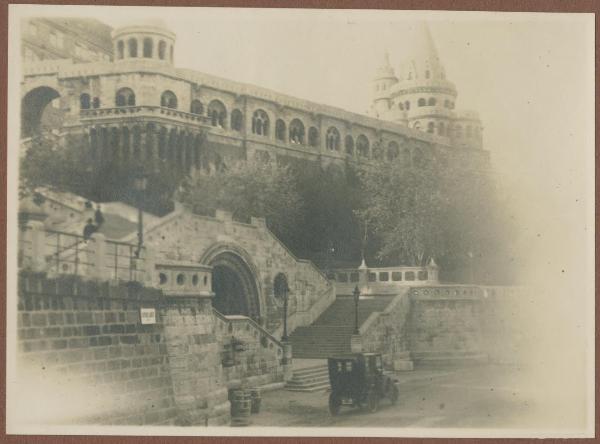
[202,244,261,321]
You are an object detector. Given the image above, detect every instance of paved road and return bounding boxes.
[250,364,582,430]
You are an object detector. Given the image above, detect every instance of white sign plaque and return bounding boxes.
[140,307,156,325]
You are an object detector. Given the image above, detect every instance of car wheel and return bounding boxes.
[367,391,379,413]
[329,393,341,416]
[390,385,399,405]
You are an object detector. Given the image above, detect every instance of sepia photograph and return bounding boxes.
[5,4,595,438]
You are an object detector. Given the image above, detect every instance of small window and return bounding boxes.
[115,87,135,107]
[337,273,348,283]
[427,122,435,133]
[289,119,305,144]
[128,38,138,57]
[418,98,426,107]
[80,93,91,110]
[418,270,428,281]
[252,109,270,136]
[159,273,168,284]
[350,272,359,283]
[368,272,376,282]
[326,127,340,151]
[143,38,153,58]
[176,273,185,285]
[158,40,166,60]
[207,100,227,128]
[379,272,389,282]
[392,272,402,281]
[425,70,430,79]
[356,135,370,158]
[405,101,410,110]
[92,97,100,109]
[405,271,415,281]
[161,90,178,109]
[192,274,199,286]
[428,98,436,106]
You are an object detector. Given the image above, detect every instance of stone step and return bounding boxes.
[285,382,331,392]
[290,365,328,377]
[288,296,395,359]
[287,375,330,386]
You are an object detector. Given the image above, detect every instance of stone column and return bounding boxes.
[358,258,369,295]
[88,232,107,281]
[350,334,363,353]
[161,295,230,426]
[427,257,439,283]
[282,342,293,381]
[27,221,47,272]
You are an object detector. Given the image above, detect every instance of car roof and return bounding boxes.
[328,352,380,360]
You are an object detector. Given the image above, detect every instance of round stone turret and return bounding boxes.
[452,110,483,149]
[371,51,398,119]
[391,22,457,138]
[111,19,176,65]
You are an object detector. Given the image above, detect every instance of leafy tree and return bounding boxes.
[177,160,304,250]
[19,133,184,215]
[357,156,517,283]
[357,158,448,266]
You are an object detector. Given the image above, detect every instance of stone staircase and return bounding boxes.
[289,295,395,359]
[285,362,330,392]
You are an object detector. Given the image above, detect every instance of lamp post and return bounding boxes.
[133,170,148,258]
[353,285,360,335]
[281,282,290,342]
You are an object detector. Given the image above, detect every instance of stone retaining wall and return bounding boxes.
[15,271,288,426]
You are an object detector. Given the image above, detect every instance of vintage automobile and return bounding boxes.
[327,352,399,415]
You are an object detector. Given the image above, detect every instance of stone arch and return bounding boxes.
[21,85,61,138]
[200,243,263,322]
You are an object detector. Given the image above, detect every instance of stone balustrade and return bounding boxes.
[154,260,213,298]
[79,105,210,126]
[329,262,439,296]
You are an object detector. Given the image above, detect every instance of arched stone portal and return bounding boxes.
[208,251,261,321]
[21,86,61,138]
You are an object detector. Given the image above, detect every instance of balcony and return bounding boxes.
[79,105,211,128]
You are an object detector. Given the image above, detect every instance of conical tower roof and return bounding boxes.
[397,22,449,85]
[374,50,396,80]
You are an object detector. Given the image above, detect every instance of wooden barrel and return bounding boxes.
[230,389,252,426]
[249,388,261,414]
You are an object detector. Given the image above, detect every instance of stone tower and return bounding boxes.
[394,22,456,138]
[371,51,398,120]
[370,22,483,149]
[111,19,176,65]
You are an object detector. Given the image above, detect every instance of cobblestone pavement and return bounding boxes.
[249,364,584,430]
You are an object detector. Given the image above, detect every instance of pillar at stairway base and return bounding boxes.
[392,351,414,371]
[393,359,414,371]
[350,335,363,353]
